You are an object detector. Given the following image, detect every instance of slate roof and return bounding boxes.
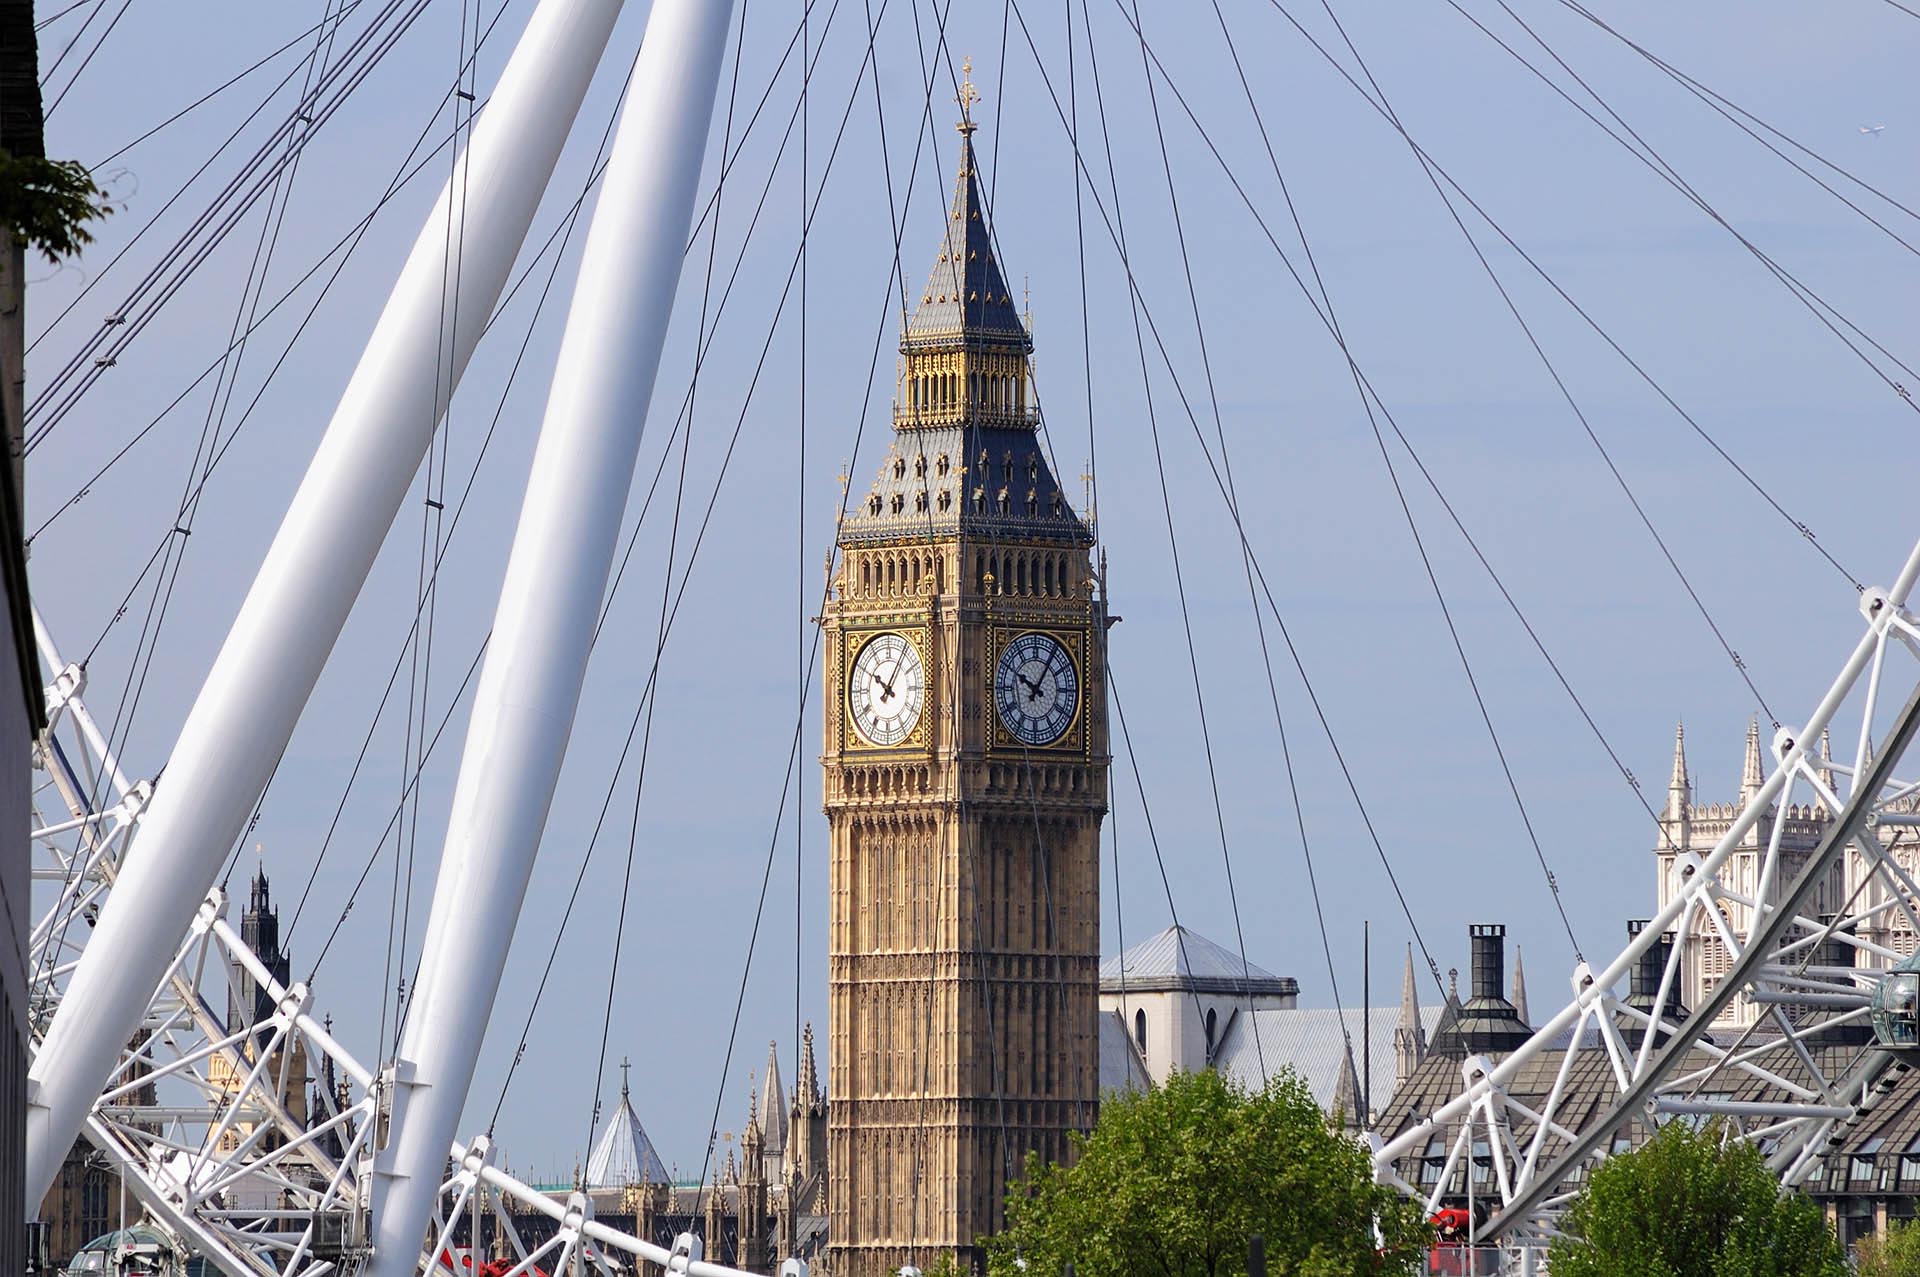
[1374,1038,1862,1199]
[841,425,1089,546]
[1098,1009,1152,1094]
[1210,1004,1445,1114]
[585,1081,670,1187]
[837,122,1089,550]
[904,128,1027,348]
[1099,925,1300,997]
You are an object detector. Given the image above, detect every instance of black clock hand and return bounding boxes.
[877,664,899,701]
[1017,669,1045,702]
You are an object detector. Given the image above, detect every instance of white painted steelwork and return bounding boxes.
[1374,536,1920,1248]
[27,619,806,1277]
[25,0,631,1203]
[364,0,735,1268]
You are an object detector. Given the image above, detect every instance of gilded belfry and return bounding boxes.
[821,84,1107,1277]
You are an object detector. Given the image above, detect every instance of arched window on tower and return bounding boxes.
[1134,1009,1148,1056]
[1205,1008,1218,1058]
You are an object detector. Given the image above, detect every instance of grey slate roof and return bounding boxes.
[840,425,1089,546]
[905,129,1027,347]
[1210,1004,1445,1114]
[1099,925,1300,997]
[1098,1009,1151,1094]
[837,122,1089,550]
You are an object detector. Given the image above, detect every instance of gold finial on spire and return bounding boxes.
[957,57,981,134]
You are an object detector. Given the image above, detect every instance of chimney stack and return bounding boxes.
[1470,924,1506,1004]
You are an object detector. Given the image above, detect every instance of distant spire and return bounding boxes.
[760,1039,789,1157]
[620,1056,632,1100]
[1511,945,1529,1025]
[1448,967,1460,1005]
[795,1022,822,1112]
[1394,945,1427,1087]
[1331,1046,1362,1129]
[1740,717,1766,804]
[1665,721,1691,821]
[1817,728,1837,801]
[1400,946,1426,1055]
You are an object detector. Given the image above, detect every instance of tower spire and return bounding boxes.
[1740,716,1766,805]
[1817,727,1837,801]
[1665,721,1690,821]
[1511,945,1529,1025]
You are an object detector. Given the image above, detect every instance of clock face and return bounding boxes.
[848,632,925,747]
[994,632,1079,746]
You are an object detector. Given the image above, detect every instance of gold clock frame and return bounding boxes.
[985,618,1090,755]
[838,621,934,753]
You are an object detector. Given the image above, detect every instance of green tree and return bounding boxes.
[1548,1120,1845,1277]
[0,151,112,262]
[984,1068,1429,1277]
[1857,1219,1920,1277]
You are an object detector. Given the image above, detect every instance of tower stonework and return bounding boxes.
[823,106,1105,1277]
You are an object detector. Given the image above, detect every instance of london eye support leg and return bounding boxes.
[363,1,733,1272]
[24,0,632,1204]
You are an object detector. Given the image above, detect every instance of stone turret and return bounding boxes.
[740,1089,769,1272]
[1665,722,1691,823]
[787,1022,826,1186]
[1817,728,1837,805]
[1740,717,1766,807]
[759,1040,789,1178]
[704,1162,729,1265]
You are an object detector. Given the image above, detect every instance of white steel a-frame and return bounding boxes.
[25,0,633,1203]
[366,0,736,1268]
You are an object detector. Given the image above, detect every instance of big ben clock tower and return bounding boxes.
[822,81,1106,1277]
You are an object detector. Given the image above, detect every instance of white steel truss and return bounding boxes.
[1374,535,1920,1246]
[28,616,803,1277]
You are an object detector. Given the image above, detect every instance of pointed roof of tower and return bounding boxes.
[904,77,1028,349]
[585,1059,670,1187]
[839,102,1089,550]
[759,1040,789,1158]
[1666,721,1691,820]
[1740,717,1766,804]
[1818,727,1837,800]
[1397,945,1428,1058]
[1098,925,1298,997]
[1511,945,1529,1024]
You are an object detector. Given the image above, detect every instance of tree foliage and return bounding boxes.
[984,1068,1429,1277]
[1548,1120,1845,1277]
[0,152,112,263]
[1857,1219,1920,1277]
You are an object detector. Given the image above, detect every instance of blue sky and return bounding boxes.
[27,0,1920,1179]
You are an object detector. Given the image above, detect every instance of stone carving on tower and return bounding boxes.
[821,71,1107,1277]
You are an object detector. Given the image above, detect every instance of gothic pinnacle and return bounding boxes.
[1740,716,1765,804]
[1666,721,1690,822]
